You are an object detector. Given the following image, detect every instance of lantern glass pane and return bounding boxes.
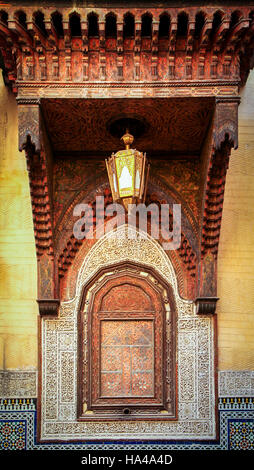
[115,150,135,197]
[113,173,117,193]
[135,170,140,189]
[119,165,132,189]
[106,156,119,201]
[134,152,144,197]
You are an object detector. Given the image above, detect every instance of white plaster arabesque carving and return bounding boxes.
[41,225,216,440]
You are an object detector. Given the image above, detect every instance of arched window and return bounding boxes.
[210,10,223,40]
[88,12,99,37]
[51,11,64,37]
[141,13,152,37]
[0,10,8,25]
[177,12,188,37]
[123,12,134,38]
[229,10,242,29]
[16,11,27,29]
[69,12,81,37]
[159,12,170,38]
[105,12,117,38]
[34,11,47,35]
[78,263,176,420]
[194,11,206,39]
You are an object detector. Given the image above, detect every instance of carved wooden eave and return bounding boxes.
[202,97,240,259]
[0,3,254,315]
[17,100,59,315]
[0,5,254,92]
[197,95,240,314]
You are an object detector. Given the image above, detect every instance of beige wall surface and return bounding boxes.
[217,69,254,370]
[0,68,254,373]
[0,74,38,370]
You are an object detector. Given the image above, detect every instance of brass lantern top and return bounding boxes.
[121,129,134,150]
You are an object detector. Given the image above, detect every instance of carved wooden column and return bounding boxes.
[169,14,177,79]
[81,19,89,80]
[186,13,195,79]
[152,20,159,79]
[99,20,106,80]
[134,19,141,80]
[117,19,123,79]
[196,97,240,314]
[18,100,59,316]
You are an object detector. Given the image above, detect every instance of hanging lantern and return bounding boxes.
[106,130,150,211]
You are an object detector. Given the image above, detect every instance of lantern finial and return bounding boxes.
[121,129,134,150]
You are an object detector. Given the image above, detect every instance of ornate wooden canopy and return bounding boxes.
[1,2,254,315]
[1,3,254,92]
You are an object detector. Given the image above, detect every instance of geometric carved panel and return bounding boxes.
[80,271,175,419]
[41,97,214,157]
[100,320,154,398]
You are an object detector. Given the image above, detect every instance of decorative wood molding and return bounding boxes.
[213,97,240,151]
[18,103,54,259]
[195,297,219,315]
[197,97,240,304]
[201,100,239,260]
[18,102,58,307]
[18,103,41,154]
[1,5,254,95]
[16,82,240,101]
[37,299,60,317]
[205,102,239,242]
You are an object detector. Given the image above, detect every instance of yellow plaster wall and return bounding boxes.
[0,74,38,370]
[217,69,254,370]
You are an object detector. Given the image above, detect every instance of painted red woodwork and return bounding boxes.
[101,284,153,312]
[78,264,176,421]
[56,185,198,301]
[90,276,164,409]
[3,3,252,313]
[1,5,254,92]
[100,319,154,398]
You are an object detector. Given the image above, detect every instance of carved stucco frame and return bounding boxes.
[38,225,216,441]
